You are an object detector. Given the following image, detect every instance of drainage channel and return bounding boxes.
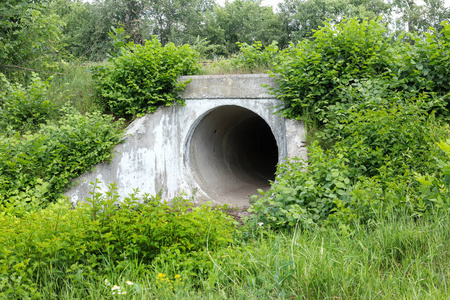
[187,105,279,205]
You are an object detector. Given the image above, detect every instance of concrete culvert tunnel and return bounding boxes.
[65,74,308,207]
[187,105,279,205]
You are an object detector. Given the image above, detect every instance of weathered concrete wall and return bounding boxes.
[66,74,307,206]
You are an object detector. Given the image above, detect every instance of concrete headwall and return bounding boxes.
[65,74,307,206]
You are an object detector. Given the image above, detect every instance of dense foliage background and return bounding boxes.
[1,0,450,298]
[1,0,449,72]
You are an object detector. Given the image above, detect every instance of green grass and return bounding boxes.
[30,212,449,299]
[197,60,271,75]
[49,63,101,114]
[45,59,272,118]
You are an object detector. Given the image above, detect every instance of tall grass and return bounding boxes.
[46,59,272,117]
[197,60,272,75]
[49,63,101,114]
[32,212,449,299]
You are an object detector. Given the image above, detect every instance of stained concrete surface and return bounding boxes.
[66,74,307,206]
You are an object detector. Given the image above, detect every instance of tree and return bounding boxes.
[99,0,147,44]
[204,0,282,54]
[278,0,392,43]
[0,0,64,78]
[393,0,424,33]
[392,0,449,34]
[50,0,97,59]
[278,0,343,42]
[423,0,450,32]
[52,0,149,61]
[52,0,215,60]
[144,0,215,46]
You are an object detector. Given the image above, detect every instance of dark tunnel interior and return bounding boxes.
[188,105,279,204]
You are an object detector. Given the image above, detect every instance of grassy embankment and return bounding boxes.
[1,56,449,299]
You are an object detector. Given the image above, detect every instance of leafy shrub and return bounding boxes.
[249,143,352,229]
[328,174,423,227]
[192,37,228,60]
[82,183,235,266]
[415,139,450,213]
[250,98,448,229]
[249,20,450,229]
[396,22,450,101]
[328,150,450,227]
[92,36,199,119]
[231,41,281,72]
[273,19,450,124]
[329,98,448,179]
[0,188,236,298]
[274,18,395,122]
[198,40,282,75]
[0,110,124,215]
[0,73,60,134]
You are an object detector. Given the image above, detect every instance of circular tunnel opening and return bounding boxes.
[187,105,279,205]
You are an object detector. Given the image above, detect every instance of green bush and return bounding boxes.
[328,153,450,227]
[0,110,124,215]
[82,183,235,266]
[328,174,421,227]
[249,143,352,229]
[0,73,60,134]
[191,37,228,60]
[415,139,450,213]
[274,18,395,122]
[250,98,449,229]
[0,187,236,298]
[231,41,281,72]
[329,98,448,179]
[396,22,450,101]
[92,36,200,119]
[273,20,450,124]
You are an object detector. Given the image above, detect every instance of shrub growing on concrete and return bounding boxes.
[249,99,449,229]
[249,19,450,230]
[273,18,395,122]
[0,110,124,215]
[92,36,200,119]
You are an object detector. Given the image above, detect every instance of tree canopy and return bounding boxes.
[1,0,449,77]
[0,0,63,78]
